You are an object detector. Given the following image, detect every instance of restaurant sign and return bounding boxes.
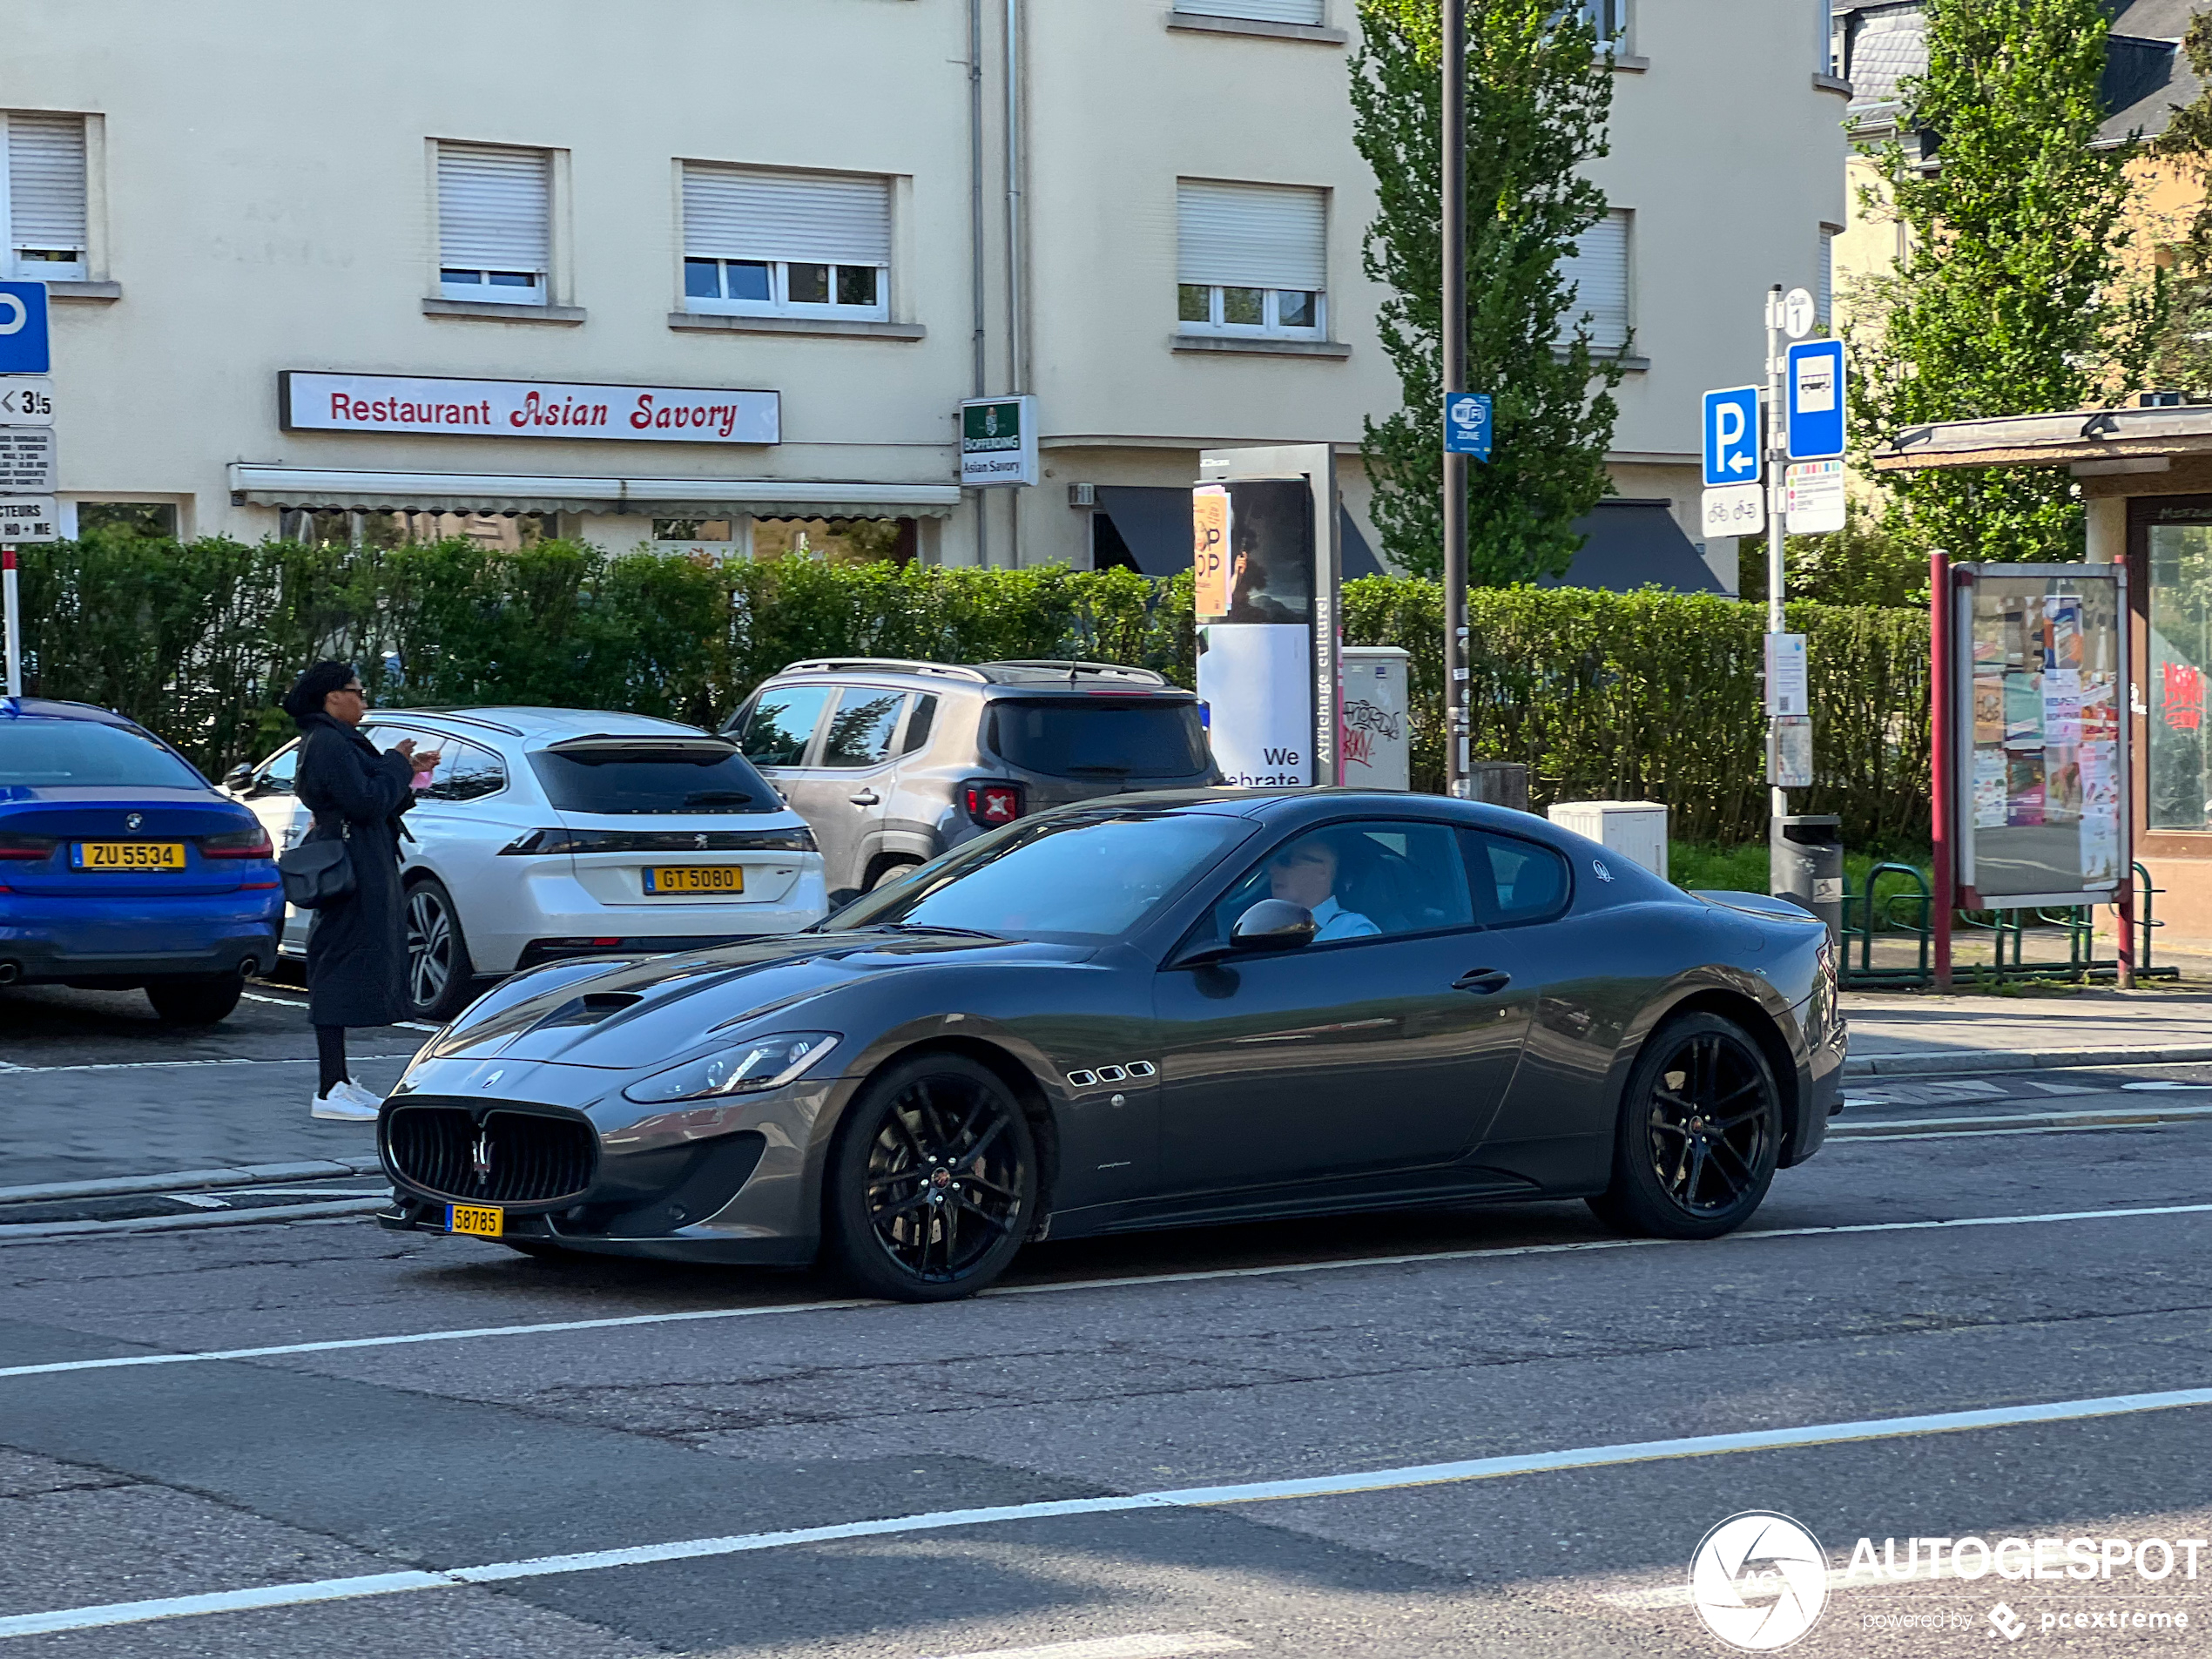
[280,372,779,444]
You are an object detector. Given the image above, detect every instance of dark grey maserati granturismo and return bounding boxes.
[375,790,1844,1299]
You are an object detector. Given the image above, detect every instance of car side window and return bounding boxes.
[900,694,937,755]
[1466,830,1572,926]
[738,684,833,768]
[421,738,506,803]
[257,743,300,796]
[819,688,907,769]
[1191,820,1478,951]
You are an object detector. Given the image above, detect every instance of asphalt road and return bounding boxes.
[2,981,2209,1657]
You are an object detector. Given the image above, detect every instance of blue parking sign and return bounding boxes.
[1702,386,1762,487]
[1444,393,1492,461]
[1786,339,1846,461]
[0,282,48,374]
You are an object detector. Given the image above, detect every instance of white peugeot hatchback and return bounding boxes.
[226,708,828,1019]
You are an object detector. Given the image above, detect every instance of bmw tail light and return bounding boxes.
[961,779,1024,828]
[0,833,53,860]
[199,826,274,859]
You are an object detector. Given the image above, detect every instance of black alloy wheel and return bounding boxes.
[827,1052,1036,1301]
[404,878,476,1022]
[1588,1012,1781,1240]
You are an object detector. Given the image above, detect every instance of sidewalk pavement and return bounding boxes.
[1842,983,2212,1075]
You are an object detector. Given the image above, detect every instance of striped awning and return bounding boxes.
[227,465,962,519]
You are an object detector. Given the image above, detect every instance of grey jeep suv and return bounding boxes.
[724,658,1220,900]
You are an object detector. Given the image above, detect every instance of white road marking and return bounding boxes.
[1830,1104,2212,1138]
[2121,1080,2212,1091]
[924,1636,1248,1659]
[1602,1554,1966,1610]
[3,1385,2206,1642]
[0,1054,415,1076]
[1,1202,2206,1381]
[1838,1123,2195,1143]
[161,1194,230,1211]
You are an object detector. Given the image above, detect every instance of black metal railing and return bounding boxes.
[1837,861,2173,989]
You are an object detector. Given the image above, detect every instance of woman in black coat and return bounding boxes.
[280,662,439,1122]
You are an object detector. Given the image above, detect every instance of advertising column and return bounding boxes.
[1192,445,1341,787]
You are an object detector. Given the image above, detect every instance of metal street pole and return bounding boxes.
[1765,283,1788,824]
[1442,0,1469,799]
[2,546,20,698]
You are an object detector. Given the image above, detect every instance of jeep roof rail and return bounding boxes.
[777,658,992,683]
[974,659,1170,686]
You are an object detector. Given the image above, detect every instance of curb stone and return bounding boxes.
[0,1158,385,1207]
[1842,1042,2212,1078]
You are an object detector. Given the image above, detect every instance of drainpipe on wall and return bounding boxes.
[1004,0,1027,569]
[968,0,989,570]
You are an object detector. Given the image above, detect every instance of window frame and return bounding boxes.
[683,255,889,323]
[817,686,912,771]
[1177,282,1326,341]
[1,109,91,282]
[1180,816,1487,960]
[733,681,837,771]
[431,139,558,308]
[1464,828,1575,929]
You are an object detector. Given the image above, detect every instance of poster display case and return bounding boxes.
[1950,563,2130,907]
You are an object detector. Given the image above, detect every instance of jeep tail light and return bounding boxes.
[961,780,1024,828]
[199,826,274,859]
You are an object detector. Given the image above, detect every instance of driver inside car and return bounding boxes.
[1266,834,1380,941]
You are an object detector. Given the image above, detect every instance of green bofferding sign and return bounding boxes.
[959,395,1037,487]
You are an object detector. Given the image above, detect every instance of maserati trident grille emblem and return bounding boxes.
[125,813,144,832]
[470,1132,494,1182]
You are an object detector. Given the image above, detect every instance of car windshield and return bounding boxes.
[985,698,1210,779]
[0,721,206,790]
[828,811,1252,942]
[526,744,778,816]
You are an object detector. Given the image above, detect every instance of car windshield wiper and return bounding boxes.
[867,922,1004,941]
[682,790,756,806]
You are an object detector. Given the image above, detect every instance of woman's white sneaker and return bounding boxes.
[310,1080,383,1122]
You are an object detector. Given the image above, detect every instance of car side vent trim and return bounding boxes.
[1065,1060,1155,1089]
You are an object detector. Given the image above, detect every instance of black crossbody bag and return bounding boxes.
[279,820,355,909]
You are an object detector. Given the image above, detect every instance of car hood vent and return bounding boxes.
[529,992,644,1034]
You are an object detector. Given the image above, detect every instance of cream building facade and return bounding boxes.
[13,1,1843,585]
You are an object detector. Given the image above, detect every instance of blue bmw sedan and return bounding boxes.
[0,698,282,1023]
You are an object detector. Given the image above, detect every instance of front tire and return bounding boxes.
[826,1052,1036,1302]
[1588,1012,1782,1240]
[145,974,245,1025]
[404,878,476,1022]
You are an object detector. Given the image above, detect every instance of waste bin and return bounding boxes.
[1770,814,1843,948]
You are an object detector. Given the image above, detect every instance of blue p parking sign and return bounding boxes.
[1444,393,1492,461]
[0,282,50,375]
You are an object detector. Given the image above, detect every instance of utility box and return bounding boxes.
[1770,813,1843,949]
[1548,800,1669,880]
[1467,761,1531,813]
[1339,645,1410,790]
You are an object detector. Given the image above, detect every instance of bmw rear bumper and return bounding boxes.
[0,893,281,985]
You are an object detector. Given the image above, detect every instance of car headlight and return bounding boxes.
[621,1032,840,1104]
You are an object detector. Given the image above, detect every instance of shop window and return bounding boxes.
[278,509,554,550]
[1176,181,1326,341]
[2149,519,2212,830]
[436,143,550,305]
[75,502,177,539]
[3,111,88,281]
[681,164,891,322]
[654,519,735,543]
[752,517,917,566]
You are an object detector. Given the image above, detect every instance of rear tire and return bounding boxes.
[404,878,476,1022]
[869,858,922,891]
[826,1052,1036,1302]
[1587,1012,1782,1240]
[145,974,244,1025]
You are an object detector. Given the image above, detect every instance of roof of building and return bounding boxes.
[1872,402,2212,471]
[1833,0,2205,143]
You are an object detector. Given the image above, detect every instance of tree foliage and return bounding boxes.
[1351,0,1622,583]
[1847,0,2161,563]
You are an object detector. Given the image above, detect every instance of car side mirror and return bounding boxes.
[1230,899,1318,951]
[224,764,256,795]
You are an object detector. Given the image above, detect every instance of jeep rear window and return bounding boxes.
[526,743,777,816]
[983,698,1209,779]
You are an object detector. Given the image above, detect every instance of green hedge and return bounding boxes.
[17,535,1925,847]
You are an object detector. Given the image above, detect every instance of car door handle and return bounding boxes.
[1452,968,1512,995]
[848,788,880,806]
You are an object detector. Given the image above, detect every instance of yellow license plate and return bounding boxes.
[446,1204,503,1238]
[74,841,186,871]
[644,864,745,894]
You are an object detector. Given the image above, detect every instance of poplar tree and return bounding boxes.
[1848,0,2161,564]
[1350,0,1622,583]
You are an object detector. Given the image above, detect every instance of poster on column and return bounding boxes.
[1193,476,1319,787]
[1952,568,2128,905]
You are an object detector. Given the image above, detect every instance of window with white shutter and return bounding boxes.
[436,143,550,305]
[1560,209,1631,354]
[1176,180,1327,338]
[3,112,88,281]
[681,164,893,320]
[1178,0,1326,22]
